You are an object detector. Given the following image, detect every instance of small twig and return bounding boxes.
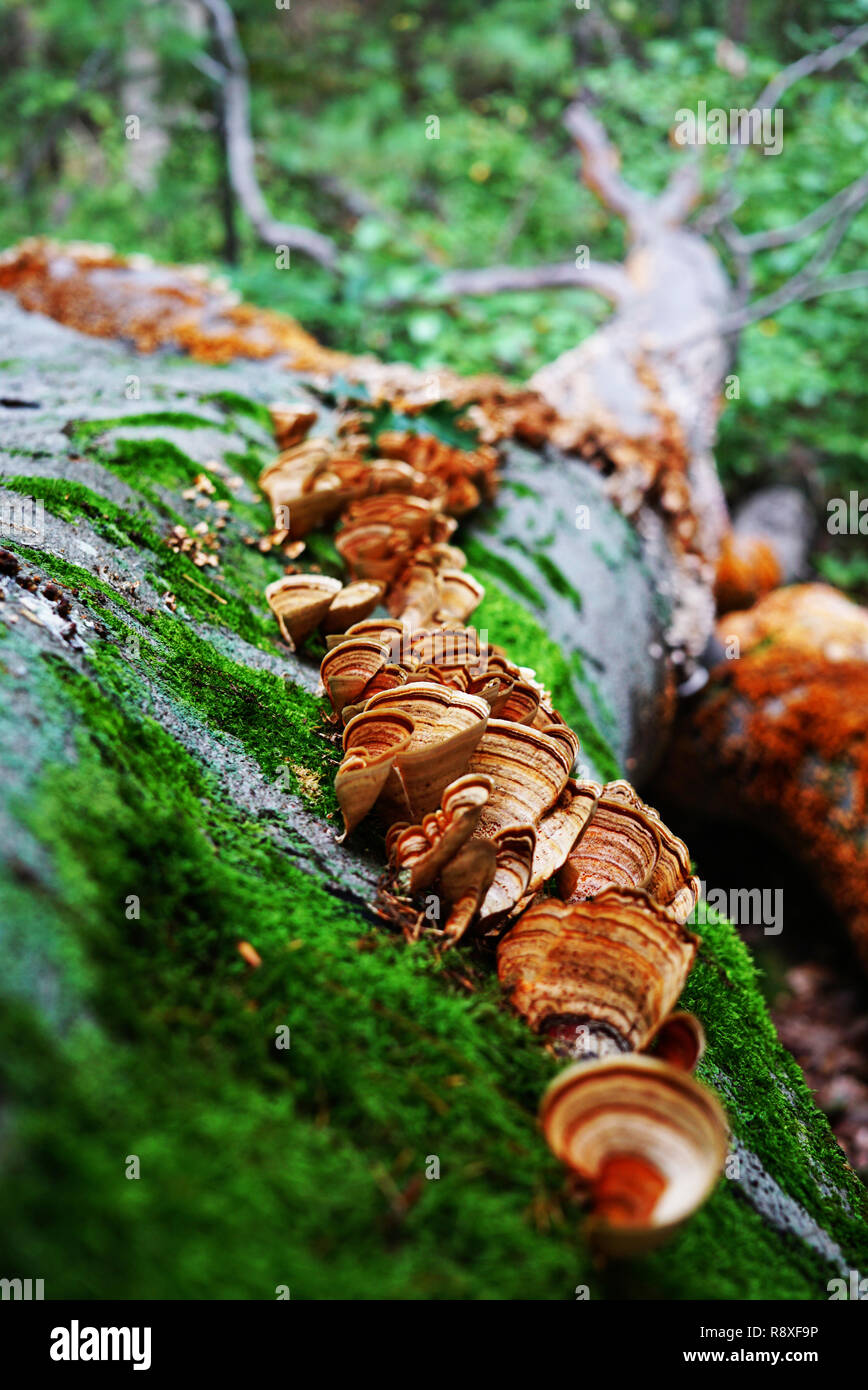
[655,148,703,226]
[734,170,868,253]
[718,219,754,306]
[720,268,868,335]
[180,572,228,604]
[493,184,537,262]
[674,268,868,349]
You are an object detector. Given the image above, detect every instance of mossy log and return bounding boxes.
[1,295,866,1300]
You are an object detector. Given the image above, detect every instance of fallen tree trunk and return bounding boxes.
[0,236,724,780]
[1,294,866,1297]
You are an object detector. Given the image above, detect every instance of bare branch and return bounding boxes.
[753,22,868,112]
[703,23,868,227]
[434,259,631,303]
[190,51,226,85]
[796,177,868,283]
[563,102,648,225]
[200,0,339,270]
[673,184,868,348]
[566,101,701,232]
[717,268,868,336]
[718,218,754,306]
[735,170,868,252]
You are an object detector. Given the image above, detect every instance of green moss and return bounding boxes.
[303,529,344,576]
[103,436,213,487]
[501,479,536,500]
[4,474,164,551]
[5,542,145,613]
[470,570,620,781]
[1,606,864,1298]
[463,536,543,610]
[3,487,280,651]
[69,410,224,441]
[69,433,272,539]
[531,549,584,613]
[0,650,586,1298]
[222,446,272,489]
[3,627,864,1300]
[202,390,274,435]
[681,905,868,1243]
[143,616,340,813]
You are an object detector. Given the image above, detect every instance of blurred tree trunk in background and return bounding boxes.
[123,0,169,193]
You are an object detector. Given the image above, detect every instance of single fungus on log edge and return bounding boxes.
[540,1055,729,1256]
[259,401,727,1253]
[497,889,698,1055]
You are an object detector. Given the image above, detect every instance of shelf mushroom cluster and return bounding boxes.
[263,403,728,1256]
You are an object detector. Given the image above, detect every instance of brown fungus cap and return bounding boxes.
[387,773,493,896]
[539,1055,729,1257]
[268,403,319,452]
[336,682,489,828]
[558,780,699,922]
[497,887,698,1050]
[265,574,342,649]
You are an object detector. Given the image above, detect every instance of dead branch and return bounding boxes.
[735,171,868,252]
[715,268,868,337]
[563,101,649,227]
[753,22,868,113]
[703,23,868,228]
[655,150,703,227]
[718,219,754,306]
[413,97,704,307]
[200,0,339,270]
[435,259,630,303]
[712,174,868,335]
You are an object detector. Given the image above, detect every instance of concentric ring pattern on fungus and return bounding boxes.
[261,402,728,1255]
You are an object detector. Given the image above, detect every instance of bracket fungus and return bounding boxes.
[336,682,490,831]
[266,574,382,651]
[321,580,385,634]
[386,773,493,895]
[254,398,727,1256]
[558,780,699,923]
[497,888,698,1055]
[320,637,392,717]
[335,709,414,840]
[469,720,578,838]
[476,825,538,931]
[269,403,320,451]
[265,574,342,649]
[540,1055,729,1256]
